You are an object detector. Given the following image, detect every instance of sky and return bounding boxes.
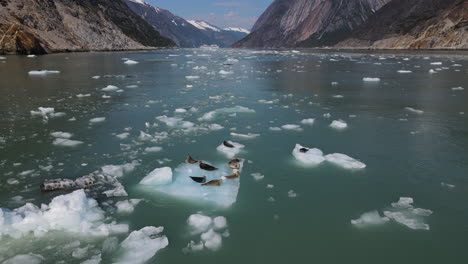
[145,0,273,30]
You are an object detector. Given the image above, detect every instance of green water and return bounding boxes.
[0,49,467,263]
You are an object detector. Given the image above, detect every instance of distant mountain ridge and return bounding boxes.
[0,0,175,54]
[234,0,467,49]
[125,0,250,47]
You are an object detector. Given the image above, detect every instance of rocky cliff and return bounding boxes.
[234,0,467,49]
[336,0,467,49]
[0,0,175,54]
[233,0,390,48]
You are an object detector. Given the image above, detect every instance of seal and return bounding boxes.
[228,158,241,164]
[186,154,198,164]
[223,141,234,148]
[202,179,223,186]
[199,161,218,171]
[299,148,309,153]
[228,158,241,169]
[225,171,240,179]
[190,176,207,183]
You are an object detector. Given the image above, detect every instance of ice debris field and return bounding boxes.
[0,48,467,263]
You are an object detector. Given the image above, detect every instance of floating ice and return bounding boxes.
[201,229,222,251]
[292,144,325,166]
[102,85,118,92]
[81,254,101,264]
[3,254,44,264]
[0,189,128,239]
[451,86,464,91]
[123,60,139,65]
[288,190,297,198]
[156,115,194,128]
[199,106,255,121]
[325,153,366,169]
[28,70,60,75]
[219,70,233,75]
[323,113,331,118]
[144,146,163,153]
[269,127,282,131]
[140,167,173,186]
[186,76,200,80]
[300,118,315,125]
[351,211,389,227]
[397,70,412,73]
[116,199,142,214]
[90,117,106,123]
[188,214,213,234]
[430,62,442,65]
[281,124,302,131]
[209,124,224,130]
[404,107,424,114]
[115,226,168,264]
[30,107,55,118]
[101,162,138,178]
[329,120,347,129]
[363,77,380,82]
[230,132,260,139]
[139,160,243,207]
[50,131,73,139]
[184,214,228,253]
[213,216,227,230]
[52,138,84,147]
[217,141,244,158]
[175,108,187,113]
[384,197,432,230]
[116,133,130,139]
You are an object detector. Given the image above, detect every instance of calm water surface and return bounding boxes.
[0,49,467,263]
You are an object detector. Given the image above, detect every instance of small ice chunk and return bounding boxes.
[281,124,302,131]
[329,120,347,129]
[269,127,282,131]
[50,131,73,139]
[81,254,101,264]
[201,229,222,251]
[116,199,142,214]
[219,70,233,75]
[404,107,424,114]
[216,141,244,158]
[199,106,255,121]
[287,190,297,198]
[213,216,227,230]
[52,138,83,147]
[292,144,325,165]
[397,70,412,73]
[3,254,44,264]
[251,173,264,181]
[182,240,204,253]
[116,133,130,139]
[90,117,106,123]
[124,59,139,65]
[140,167,173,185]
[28,70,60,75]
[300,118,315,125]
[230,132,260,139]
[451,86,464,91]
[144,146,163,153]
[325,153,366,169]
[209,124,224,130]
[351,211,389,227]
[430,62,442,65]
[363,77,380,82]
[185,76,200,80]
[101,85,118,92]
[187,214,213,234]
[101,162,138,178]
[323,113,331,118]
[175,108,187,113]
[116,226,168,264]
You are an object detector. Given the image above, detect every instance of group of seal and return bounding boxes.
[186,150,242,187]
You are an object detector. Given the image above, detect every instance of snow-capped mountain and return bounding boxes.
[125,1,249,47]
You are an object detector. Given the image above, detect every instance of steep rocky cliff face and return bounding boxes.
[336,0,467,49]
[125,0,249,48]
[0,0,175,54]
[233,0,390,48]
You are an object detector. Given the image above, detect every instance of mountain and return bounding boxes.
[124,0,250,47]
[336,0,467,49]
[233,0,467,49]
[233,0,391,48]
[0,0,175,55]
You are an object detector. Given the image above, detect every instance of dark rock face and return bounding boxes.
[125,0,249,48]
[234,0,390,48]
[0,0,174,54]
[336,0,468,49]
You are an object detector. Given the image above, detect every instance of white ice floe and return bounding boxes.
[52,138,83,147]
[123,60,139,65]
[30,107,55,118]
[217,141,244,158]
[329,120,347,129]
[175,108,187,113]
[287,190,297,198]
[251,173,264,181]
[76,93,91,98]
[101,85,118,92]
[89,117,106,123]
[139,160,243,207]
[187,214,213,234]
[115,199,142,214]
[300,118,315,125]
[383,197,433,230]
[50,131,73,139]
[281,124,302,131]
[351,211,389,227]
[0,189,128,239]
[185,76,200,80]
[292,144,325,166]
[269,127,282,131]
[101,162,138,178]
[140,167,173,186]
[115,226,168,264]
[116,133,130,140]
[3,254,44,264]
[397,70,412,73]
[219,70,233,75]
[81,254,101,264]
[404,107,424,114]
[209,124,224,130]
[201,229,222,251]
[451,86,464,91]
[325,153,366,169]
[199,106,255,121]
[144,146,163,153]
[28,70,60,75]
[363,77,380,82]
[184,214,228,253]
[156,115,194,129]
[323,113,331,118]
[230,132,260,139]
[430,62,442,65]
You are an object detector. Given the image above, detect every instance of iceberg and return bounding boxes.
[52,138,83,147]
[230,132,260,139]
[351,211,389,227]
[292,144,325,166]
[325,153,366,169]
[140,167,173,186]
[115,226,168,264]
[329,120,347,129]
[216,141,244,158]
[199,106,255,121]
[28,70,60,75]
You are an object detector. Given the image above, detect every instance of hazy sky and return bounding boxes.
[145,0,272,29]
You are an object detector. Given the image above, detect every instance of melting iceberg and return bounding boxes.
[198,106,255,121]
[139,160,243,208]
[325,153,366,169]
[115,226,168,264]
[351,211,389,227]
[383,197,433,230]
